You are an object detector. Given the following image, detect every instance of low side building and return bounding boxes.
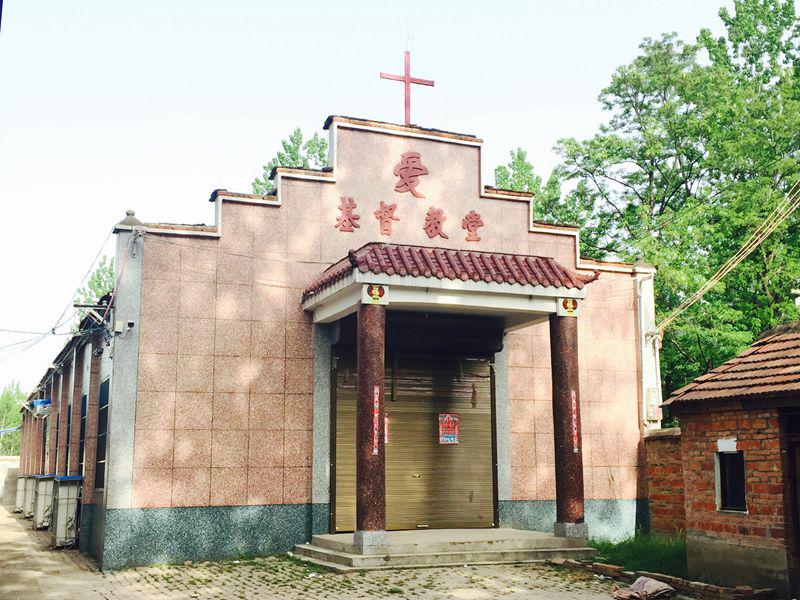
[664,323,800,596]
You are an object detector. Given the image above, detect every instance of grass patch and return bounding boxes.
[589,533,687,579]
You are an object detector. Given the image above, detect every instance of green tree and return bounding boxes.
[78,255,115,305]
[497,0,800,398]
[0,382,25,456]
[252,128,329,194]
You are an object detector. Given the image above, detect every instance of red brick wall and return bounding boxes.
[645,428,685,533]
[680,408,789,549]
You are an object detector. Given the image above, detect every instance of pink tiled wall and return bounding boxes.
[133,207,314,509]
[507,271,643,502]
[132,126,644,508]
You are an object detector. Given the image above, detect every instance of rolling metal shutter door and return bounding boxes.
[334,352,494,532]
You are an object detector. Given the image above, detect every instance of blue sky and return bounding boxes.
[0,0,729,389]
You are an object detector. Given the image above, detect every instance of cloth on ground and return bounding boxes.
[611,576,676,600]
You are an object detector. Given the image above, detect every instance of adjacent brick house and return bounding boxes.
[664,323,800,596]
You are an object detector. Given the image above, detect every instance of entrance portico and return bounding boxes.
[302,242,595,550]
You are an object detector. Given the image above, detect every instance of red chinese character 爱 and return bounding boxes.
[423,206,448,239]
[335,196,360,232]
[373,201,399,236]
[461,210,484,242]
[393,152,429,198]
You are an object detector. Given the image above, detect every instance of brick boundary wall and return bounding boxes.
[644,428,685,533]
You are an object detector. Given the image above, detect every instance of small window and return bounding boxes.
[718,451,747,511]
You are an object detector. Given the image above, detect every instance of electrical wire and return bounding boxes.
[658,181,800,332]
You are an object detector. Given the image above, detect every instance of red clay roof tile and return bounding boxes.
[302,242,593,302]
[664,322,800,406]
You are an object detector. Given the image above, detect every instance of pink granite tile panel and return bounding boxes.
[535,433,555,466]
[174,392,212,430]
[253,258,286,286]
[247,468,284,505]
[218,252,253,286]
[180,245,217,283]
[140,279,175,317]
[178,281,216,319]
[536,465,556,499]
[533,401,553,434]
[213,356,254,393]
[176,354,214,393]
[215,320,252,357]
[250,358,286,394]
[212,393,249,430]
[248,394,284,430]
[132,468,173,508]
[173,429,212,467]
[284,359,312,394]
[251,284,286,322]
[135,391,176,430]
[211,430,248,468]
[247,430,284,467]
[210,467,247,506]
[177,318,215,356]
[284,394,312,431]
[138,316,178,355]
[171,467,211,507]
[133,429,174,469]
[509,400,535,434]
[508,367,534,401]
[510,432,536,467]
[251,321,286,358]
[511,467,537,501]
[285,322,313,359]
[137,353,177,392]
[284,430,312,467]
[283,467,311,503]
[142,238,181,280]
[215,284,252,321]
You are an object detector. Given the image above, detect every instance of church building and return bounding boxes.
[16,115,661,569]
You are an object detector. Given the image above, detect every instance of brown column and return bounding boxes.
[47,375,59,474]
[56,363,72,476]
[69,348,85,475]
[549,314,587,538]
[20,413,28,476]
[82,336,103,503]
[355,304,387,548]
[35,414,44,474]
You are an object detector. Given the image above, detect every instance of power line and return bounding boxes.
[658,180,800,332]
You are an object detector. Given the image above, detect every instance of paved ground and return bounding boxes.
[0,505,619,599]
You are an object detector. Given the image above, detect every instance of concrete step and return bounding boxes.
[310,530,587,555]
[292,542,595,571]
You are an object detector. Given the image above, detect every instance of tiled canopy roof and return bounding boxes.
[665,322,800,406]
[302,242,596,301]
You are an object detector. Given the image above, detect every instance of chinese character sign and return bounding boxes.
[423,206,448,239]
[393,152,429,198]
[438,413,459,444]
[335,196,360,232]
[373,201,399,236]
[461,210,484,242]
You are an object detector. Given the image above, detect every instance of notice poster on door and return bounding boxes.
[438,413,459,445]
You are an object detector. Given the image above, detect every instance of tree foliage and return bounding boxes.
[496,0,800,398]
[252,128,329,194]
[78,255,115,305]
[0,382,25,456]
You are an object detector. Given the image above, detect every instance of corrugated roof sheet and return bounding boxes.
[302,242,595,302]
[664,323,800,405]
